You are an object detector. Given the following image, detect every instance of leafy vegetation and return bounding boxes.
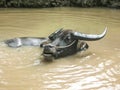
[0,0,119,8]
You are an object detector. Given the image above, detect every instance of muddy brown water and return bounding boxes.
[0,8,120,90]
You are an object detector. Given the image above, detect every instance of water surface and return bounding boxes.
[0,8,120,90]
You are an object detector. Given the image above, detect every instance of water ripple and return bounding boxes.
[42,58,120,90]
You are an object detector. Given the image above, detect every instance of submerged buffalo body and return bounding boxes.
[5,37,48,48]
[4,28,107,59]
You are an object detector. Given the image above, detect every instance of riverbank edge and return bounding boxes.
[0,0,120,9]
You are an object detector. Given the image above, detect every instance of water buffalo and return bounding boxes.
[4,28,107,59]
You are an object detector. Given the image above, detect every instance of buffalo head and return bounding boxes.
[42,27,107,59]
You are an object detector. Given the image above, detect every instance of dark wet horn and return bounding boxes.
[73,27,107,41]
[48,28,63,40]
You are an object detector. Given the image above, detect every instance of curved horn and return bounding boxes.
[73,27,107,41]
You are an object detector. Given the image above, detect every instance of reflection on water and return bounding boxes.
[0,8,120,90]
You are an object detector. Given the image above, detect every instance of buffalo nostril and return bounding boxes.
[44,46,49,50]
[43,45,56,54]
[44,46,52,53]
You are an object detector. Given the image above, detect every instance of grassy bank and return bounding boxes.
[0,0,120,8]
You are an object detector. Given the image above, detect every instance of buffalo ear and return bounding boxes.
[49,28,63,41]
